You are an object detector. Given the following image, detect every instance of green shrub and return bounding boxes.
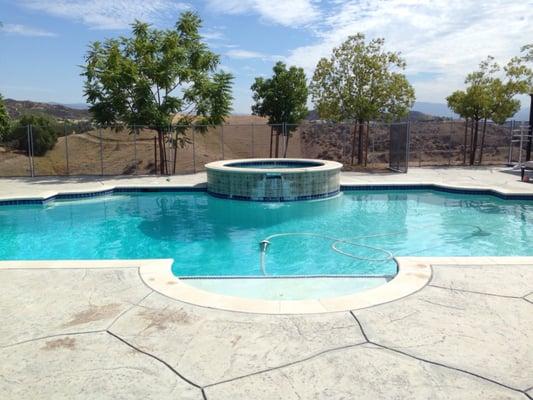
[7,114,59,156]
[0,94,9,142]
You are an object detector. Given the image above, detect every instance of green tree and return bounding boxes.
[310,34,415,165]
[505,44,533,160]
[446,90,472,164]
[82,12,233,174]
[0,93,10,141]
[462,57,497,165]
[449,55,527,165]
[7,114,58,156]
[251,61,308,157]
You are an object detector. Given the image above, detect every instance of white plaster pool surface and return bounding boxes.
[184,277,389,300]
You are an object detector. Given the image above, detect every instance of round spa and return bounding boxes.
[205,158,343,201]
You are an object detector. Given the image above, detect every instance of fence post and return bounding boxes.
[99,127,104,176]
[220,124,225,159]
[448,120,452,165]
[406,121,411,173]
[154,136,158,175]
[192,127,196,173]
[26,125,33,177]
[64,123,70,175]
[507,120,514,165]
[251,123,255,158]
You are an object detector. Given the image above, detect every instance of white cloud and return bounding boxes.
[205,0,320,27]
[19,0,189,30]
[0,23,56,37]
[201,30,225,41]
[226,48,284,62]
[285,0,533,103]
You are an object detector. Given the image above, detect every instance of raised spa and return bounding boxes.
[205,158,342,201]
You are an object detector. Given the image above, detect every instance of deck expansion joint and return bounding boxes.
[368,341,529,395]
[349,311,370,342]
[428,284,526,299]
[0,330,105,349]
[106,330,203,390]
[203,342,367,389]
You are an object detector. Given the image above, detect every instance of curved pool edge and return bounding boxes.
[137,258,432,314]
[2,257,533,314]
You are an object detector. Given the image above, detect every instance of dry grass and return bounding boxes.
[0,117,511,177]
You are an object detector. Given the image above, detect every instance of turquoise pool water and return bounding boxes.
[225,160,323,169]
[0,190,531,278]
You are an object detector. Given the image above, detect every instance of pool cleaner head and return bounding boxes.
[259,240,270,252]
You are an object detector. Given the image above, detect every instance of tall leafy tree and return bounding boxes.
[446,90,472,164]
[448,55,526,165]
[310,34,415,165]
[82,12,233,174]
[0,93,9,141]
[506,44,533,160]
[251,61,308,157]
[462,57,497,165]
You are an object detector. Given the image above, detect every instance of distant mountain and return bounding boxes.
[50,102,89,110]
[412,102,457,118]
[5,99,90,120]
[306,109,438,122]
[413,101,530,121]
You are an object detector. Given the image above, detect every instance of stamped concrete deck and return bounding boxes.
[0,167,532,399]
[0,260,531,399]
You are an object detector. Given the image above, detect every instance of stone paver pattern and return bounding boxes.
[0,262,531,399]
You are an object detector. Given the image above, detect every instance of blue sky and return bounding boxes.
[0,0,532,114]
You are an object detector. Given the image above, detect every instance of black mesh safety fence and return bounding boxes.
[0,120,526,177]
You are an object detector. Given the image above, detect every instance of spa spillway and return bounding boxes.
[205,159,343,201]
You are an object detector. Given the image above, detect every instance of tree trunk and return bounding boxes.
[469,119,480,166]
[269,126,274,158]
[478,118,488,165]
[274,128,280,158]
[462,119,469,165]
[283,124,290,158]
[350,122,357,165]
[364,121,370,167]
[154,136,158,175]
[172,127,178,175]
[157,129,166,175]
[357,120,364,165]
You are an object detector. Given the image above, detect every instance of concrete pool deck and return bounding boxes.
[0,166,532,398]
[0,258,532,399]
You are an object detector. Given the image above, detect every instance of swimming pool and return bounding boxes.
[0,189,531,282]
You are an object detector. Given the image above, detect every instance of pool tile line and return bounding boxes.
[179,274,394,280]
[1,181,532,206]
